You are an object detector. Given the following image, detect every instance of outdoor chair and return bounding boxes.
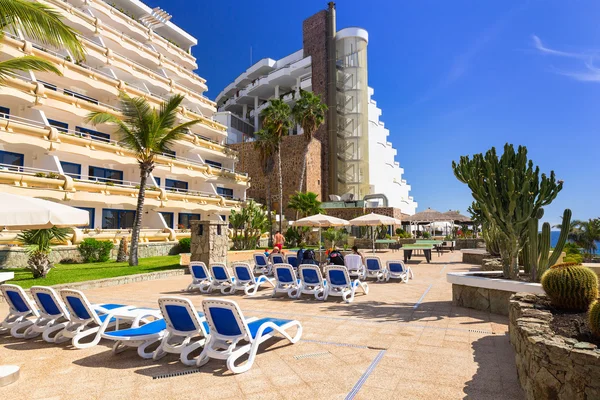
[253,253,271,275]
[0,284,39,338]
[27,286,71,342]
[272,263,301,298]
[298,264,327,300]
[187,262,212,293]
[232,262,275,296]
[154,297,209,366]
[102,318,167,359]
[364,256,388,282]
[286,254,299,270]
[208,263,236,294]
[386,260,414,283]
[344,254,366,279]
[270,253,285,265]
[324,266,369,303]
[197,298,302,374]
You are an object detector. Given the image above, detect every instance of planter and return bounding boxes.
[461,249,487,264]
[509,293,600,399]
[447,271,544,315]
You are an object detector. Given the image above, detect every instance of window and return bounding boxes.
[64,89,99,105]
[165,179,188,191]
[38,81,57,91]
[89,166,123,183]
[163,149,176,158]
[48,119,68,133]
[220,215,227,221]
[0,106,9,119]
[0,150,24,170]
[102,209,135,229]
[217,187,234,199]
[205,159,222,169]
[160,212,174,229]
[76,207,95,228]
[178,213,200,229]
[60,161,81,179]
[76,126,110,142]
[153,177,161,187]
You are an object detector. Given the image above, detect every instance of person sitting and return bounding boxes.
[263,248,270,258]
[352,245,365,266]
[301,249,319,266]
[328,249,345,266]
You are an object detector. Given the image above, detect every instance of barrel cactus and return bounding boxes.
[541,262,598,311]
[590,301,600,336]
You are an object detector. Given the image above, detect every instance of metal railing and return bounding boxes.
[0,163,60,175]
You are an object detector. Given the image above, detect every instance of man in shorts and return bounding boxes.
[274,231,285,251]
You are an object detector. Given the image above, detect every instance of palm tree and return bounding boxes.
[553,217,584,242]
[572,218,600,256]
[288,191,323,220]
[87,93,202,266]
[291,90,327,192]
[253,129,278,246]
[0,0,84,80]
[261,99,293,233]
[18,227,71,278]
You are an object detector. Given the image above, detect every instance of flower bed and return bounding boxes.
[509,293,600,399]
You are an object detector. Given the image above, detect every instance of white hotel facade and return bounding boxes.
[215,5,417,214]
[0,0,249,243]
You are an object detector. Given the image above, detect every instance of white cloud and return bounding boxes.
[531,35,584,58]
[531,35,600,82]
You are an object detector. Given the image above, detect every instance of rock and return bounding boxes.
[481,257,503,271]
[574,342,597,350]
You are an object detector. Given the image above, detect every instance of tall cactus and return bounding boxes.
[524,208,572,282]
[453,144,563,279]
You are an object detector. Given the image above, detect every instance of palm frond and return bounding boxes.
[157,119,199,152]
[0,0,85,60]
[0,56,61,81]
[158,94,185,130]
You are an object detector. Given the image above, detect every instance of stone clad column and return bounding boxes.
[190,220,228,266]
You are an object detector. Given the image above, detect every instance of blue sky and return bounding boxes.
[149,0,600,225]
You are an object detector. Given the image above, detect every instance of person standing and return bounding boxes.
[274,230,285,251]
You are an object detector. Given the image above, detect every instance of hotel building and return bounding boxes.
[0,0,249,243]
[215,2,417,216]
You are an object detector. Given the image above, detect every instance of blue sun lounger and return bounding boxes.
[232,263,275,296]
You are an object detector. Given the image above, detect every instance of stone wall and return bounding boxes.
[509,293,600,399]
[0,242,180,268]
[455,239,486,249]
[462,249,488,265]
[229,137,322,219]
[190,220,228,266]
[453,283,514,315]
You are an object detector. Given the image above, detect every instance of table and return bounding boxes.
[402,244,434,263]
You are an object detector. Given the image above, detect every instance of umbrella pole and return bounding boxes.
[372,226,375,254]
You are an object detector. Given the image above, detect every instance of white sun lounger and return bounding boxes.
[386,260,414,283]
[253,253,271,275]
[0,284,39,338]
[272,263,301,299]
[270,254,285,266]
[344,254,366,279]
[298,264,327,300]
[324,266,369,303]
[26,286,71,342]
[187,262,212,293]
[286,254,299,270]
[364,256,387,282]
[102,318,167,359]
[232,263,275,296]
[208,263,236,294]
[197,298,302,374]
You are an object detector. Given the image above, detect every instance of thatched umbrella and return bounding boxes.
[406,208,447,236]
[442,210,471,223]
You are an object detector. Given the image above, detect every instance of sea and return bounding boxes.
[550,231,600,254]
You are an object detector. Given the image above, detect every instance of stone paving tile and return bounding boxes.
[0,250,524,399]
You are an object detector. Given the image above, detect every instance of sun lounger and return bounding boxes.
[324,266,369,303]
[154,297,209,366]
[187,262,212,293]
[270,254,285,265]
[197,298,302,374]
[253,253,271,275]
[386,260,414,283]
[25,286,71,342]
[344,254,366,279]
[272,263,301,298]
[364,256,387,282]
[298,264,327,300]
[102,319,167,359]
[232,263,275,295]
[286,254,299,270]
[208,263,236,294]
[0,284,39,338]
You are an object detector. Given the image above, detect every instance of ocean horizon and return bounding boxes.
[550,231,600,254]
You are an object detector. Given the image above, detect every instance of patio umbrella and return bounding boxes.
[0,193,89,230]
[349,213,402,253]
[293,214,349,253]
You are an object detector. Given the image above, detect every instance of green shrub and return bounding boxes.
[563,253,584,264]
[541,262,598,311]
[78,238,114,263]
[589,301,600,337]
[422,232,431,239]
[178,238,191,253]
[395,228,411,238]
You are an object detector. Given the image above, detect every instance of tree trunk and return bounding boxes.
[129,168,148,266]
[277,148,283,234]
[266,182,273,248]
[297,139,311,193]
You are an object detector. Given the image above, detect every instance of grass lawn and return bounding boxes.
[6,255,182,289]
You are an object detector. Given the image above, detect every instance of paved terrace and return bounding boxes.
[0,251,523,399]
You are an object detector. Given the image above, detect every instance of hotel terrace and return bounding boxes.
[0,0,249,243]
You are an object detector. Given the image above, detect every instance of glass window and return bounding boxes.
[0,150,24,170]
[154,177,161,187]
[102,209,135,229]
[205,159,222,169]
[76,126,110,142]
[89,166,123,183]
[178,213,200,229]
[76,207,95,228]
[163,149,176,157]
[64,89,99,105]
[217,187,234,198]
[160,212,174,229]
[0,106,9,119]
[60,161,81,179]
[38,81,57,91]
[47,119,68,133]
[165,179,188,191]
